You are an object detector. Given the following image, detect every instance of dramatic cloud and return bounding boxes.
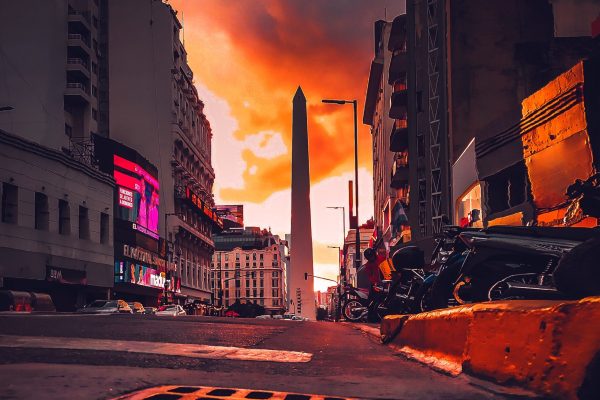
[169,0,405,202]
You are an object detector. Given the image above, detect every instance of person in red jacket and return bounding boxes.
[363,248,387,286]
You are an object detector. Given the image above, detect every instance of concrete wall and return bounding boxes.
[448,0,554,163]
[0,0,68,150]
[0,131,114,287]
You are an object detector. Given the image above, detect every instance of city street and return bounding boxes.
[0,314,519,400]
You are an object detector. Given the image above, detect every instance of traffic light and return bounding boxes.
[304,272,308,280]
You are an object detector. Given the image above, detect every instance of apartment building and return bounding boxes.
[211,227,287,315]
[0,1,114,310]
[107,0,219,303]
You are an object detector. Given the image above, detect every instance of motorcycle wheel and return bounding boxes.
[554,236,600,298]
[429,260,463,309]
[413,280,435,313]
[342,300,366,322]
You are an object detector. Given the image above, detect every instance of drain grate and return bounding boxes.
[112,385,356,400]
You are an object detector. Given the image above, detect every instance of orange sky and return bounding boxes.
[170,0,403,199]
[168,0,404,290]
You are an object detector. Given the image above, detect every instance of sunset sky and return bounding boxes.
[168,0,405,291]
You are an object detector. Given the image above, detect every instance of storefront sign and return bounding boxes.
[115,261,180,292]
[132,222,160,240]
[46,267,87,285]
[184,186,224,229]
[121,244,175,271]
[118,187,134,208]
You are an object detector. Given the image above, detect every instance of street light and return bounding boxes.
[163,212,179,305]
[322,98,360,282]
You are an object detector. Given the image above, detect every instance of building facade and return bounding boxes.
[363,20,398,243]
[211,227,287,314]
[107,0,219,304]
[94,135,180,306]
[0,1,114,311]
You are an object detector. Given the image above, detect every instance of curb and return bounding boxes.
[380,296,600,400]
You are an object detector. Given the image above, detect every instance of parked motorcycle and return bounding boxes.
[340,283,384,322]
[434,174,600,306]
[554,173,600,298]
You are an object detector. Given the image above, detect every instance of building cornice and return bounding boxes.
[0,129,114,186]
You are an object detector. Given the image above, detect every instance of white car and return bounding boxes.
[255,314,272,319]
[155,304,186,316]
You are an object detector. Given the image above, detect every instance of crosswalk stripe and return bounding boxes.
[0,335,312,363]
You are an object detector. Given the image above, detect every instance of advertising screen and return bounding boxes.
[215,205,244,227]
[113,154,160,236]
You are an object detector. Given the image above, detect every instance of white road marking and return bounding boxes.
[0,335,313,363]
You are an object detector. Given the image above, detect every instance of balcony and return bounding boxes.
[66,58,90,78]
[388,15,408,52]
[65,82,90,104]
[388,49,408,85]
[389,119,408,152]
[67,10,91,33]
[391,153,409,189]
[390,82,408,119]
[67,33,91,53]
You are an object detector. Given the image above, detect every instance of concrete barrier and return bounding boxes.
[381,297,600,399]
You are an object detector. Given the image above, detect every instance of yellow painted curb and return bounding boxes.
[382,297,600,399]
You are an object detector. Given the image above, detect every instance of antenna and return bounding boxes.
[384,7,387,21]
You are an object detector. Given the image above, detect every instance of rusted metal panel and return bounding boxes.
[526,130,594,209]
[487,212,523,227]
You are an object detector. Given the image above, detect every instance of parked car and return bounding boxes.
[272,315,283,320]
[255,314,272,319]
[143,307,157,315]
[155,304,186,316]
[128,302,145,314]
[77,299,132,314]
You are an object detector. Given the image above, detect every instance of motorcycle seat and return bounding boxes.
[484,225,600,242]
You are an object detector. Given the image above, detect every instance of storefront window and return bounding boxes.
[457,183,483,228]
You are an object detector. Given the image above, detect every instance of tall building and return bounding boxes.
[363,1,598,254]
[289,87,316,320]
[107,0,220,304]
[363,20,402,247]
[0,0,114,310]
[211,227,287,314]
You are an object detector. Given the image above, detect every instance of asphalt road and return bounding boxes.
[0,314,530,399]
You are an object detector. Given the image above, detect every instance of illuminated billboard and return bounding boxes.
[113,154,160,237]
[215,205,244,227]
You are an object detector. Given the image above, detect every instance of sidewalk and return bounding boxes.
[371,297,600,400]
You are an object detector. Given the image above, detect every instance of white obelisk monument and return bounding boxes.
[289,86,316,320]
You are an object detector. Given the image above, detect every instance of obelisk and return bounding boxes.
[290,86,316,320]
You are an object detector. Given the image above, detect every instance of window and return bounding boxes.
[92,86,97,97]
[35,192,49,231]
[93,16,98,28]
[59,199,70,235]
[486,162,528,215]
[259,271,264,278]
[79,206,89,239]
[246,289,250,298]
[92,62,98,75]
[456,183,483,228]
[260,253,263,260]
[92,108,98,120]
[100,212,109,243]
[1,183,18,224]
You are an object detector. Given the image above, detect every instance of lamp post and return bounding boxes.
[322,99,360,282]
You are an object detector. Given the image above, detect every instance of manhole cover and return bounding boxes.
[112,385,355,400]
